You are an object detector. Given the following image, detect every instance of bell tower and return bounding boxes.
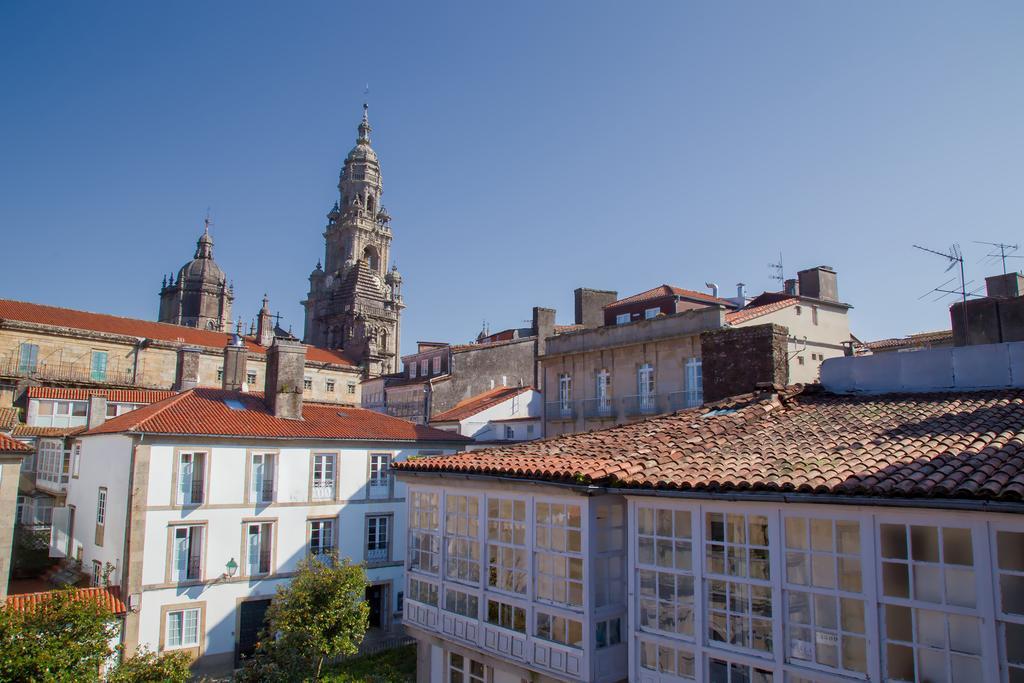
[302,105,404,377]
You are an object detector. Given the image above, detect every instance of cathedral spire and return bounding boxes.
[357,103,371,145]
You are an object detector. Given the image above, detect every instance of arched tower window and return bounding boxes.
[363,245,380,272]
[366,194,375,213]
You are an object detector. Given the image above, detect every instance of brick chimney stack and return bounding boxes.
[264,339,306,420]
[174,347,202,391]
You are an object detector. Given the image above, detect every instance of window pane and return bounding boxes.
[882,562,910,598]
[1001,574,1024,615]
[910,526,940,562]
[998,531,1024,570]
[880,524,907,559]
[942,527,973,565]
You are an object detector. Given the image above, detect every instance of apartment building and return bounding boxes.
[61,339,468,673]
[10,387,176,535]
[429,386,542,445]
[363,308,555,425]
[396,340,1024,683]
[542,267,852,437]
[0,433,31,600]
[0,298,361,409]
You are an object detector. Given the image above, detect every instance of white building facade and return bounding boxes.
[63,375,467,673]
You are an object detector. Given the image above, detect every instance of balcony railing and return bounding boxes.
[0,357,136,385]
[668,390,703,412]
[312,481,335,500]
[367,547,389,563]
[622,393,663,417]
[545,401,576,421]
[582,398,615,419]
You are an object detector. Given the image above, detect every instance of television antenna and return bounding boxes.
[973,240,1021,275]
[914,243,975,338]
[768,252,784,282]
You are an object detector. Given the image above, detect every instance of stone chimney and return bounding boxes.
[784,278,799,296]
[951,272,1024,346]
[699,323,790,403]
[222,339,248,391]
[264,339,306,420]
[174,347,202,391]
[573,288,617,329]
[256,294,275,347]
[797,266,838,302]
[532,307,557,392]
[87,395,108,430]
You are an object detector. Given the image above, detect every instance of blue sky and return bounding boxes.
[2,2,1022,355]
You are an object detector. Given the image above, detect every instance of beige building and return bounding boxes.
[542,267,852,436]
[0,299,362,409]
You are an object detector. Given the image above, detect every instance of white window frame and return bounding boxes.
[311,452,336,501]
[246,521,274,576]
[444,494,481,585]
[558,373,572,415]
[684,357,703,408]
[645,307,661,320]
[366,514,390,563]
[250,452,276,503]
[165,608,201,649]
[638,362,656,410]
[616,313,631,325]
[176,451,205,506]
[96,487,106,527]
[368,453,392,497]
[309,518,335,560]
[172,525,203,582]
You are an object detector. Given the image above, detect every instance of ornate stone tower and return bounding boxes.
[302,105,404,376]
[158,220,234,331]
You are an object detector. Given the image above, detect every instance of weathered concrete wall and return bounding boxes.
[822,339,1024,393]
[951,296,1024,346]
[574,288,617,329]
[546,306,725,358]
[431,340,536,416]
[700,323,789,403]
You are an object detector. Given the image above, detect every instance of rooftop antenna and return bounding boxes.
[914,243,972,338]
[768,252,784,283]
[973,240,1021,275]
[203,207,213,235]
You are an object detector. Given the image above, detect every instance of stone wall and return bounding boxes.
[951,296,1024,346]
[430,339,536,416]
[700,323,789,403]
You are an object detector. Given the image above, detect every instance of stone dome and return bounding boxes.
[177,231,225,286]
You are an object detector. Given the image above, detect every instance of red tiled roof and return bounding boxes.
[0,432,32,453]
[431,386,533,423]
[0,407,19,431]
[26,387,178,403]
[0,299,354,367]
[396,387,1024,502]
[866,330,954,351]
[11,425,85,438]
[727,297,799,324]
[85,387,471,442]
[5,586,127,616]
[607,285,736,309]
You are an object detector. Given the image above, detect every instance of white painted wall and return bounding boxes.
[822,339,1024,393]
[66,434,461,664]
[440,389,542,442]
[64,434,133,580]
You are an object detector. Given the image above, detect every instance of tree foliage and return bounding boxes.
[106,647,192,683]
[0,586,117,682]
[236,554,369,682]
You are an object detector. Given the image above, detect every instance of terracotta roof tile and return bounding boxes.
[0,407,19,431]
[85,387,471,442]
[25,386,178,403]
[865,330,954,351]
[11,425,85,438]
[396,388,1024,502]
[0,299,354,367]
[431,386,533,423]
[5,586,127,616]
[726,297,799,324]
[608,285,736,309]
[0,432,33,453]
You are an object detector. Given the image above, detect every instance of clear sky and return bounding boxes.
[2,2,1022,355]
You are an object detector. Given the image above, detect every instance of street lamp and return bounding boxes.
[224,557,238,579]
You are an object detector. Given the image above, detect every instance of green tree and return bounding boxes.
[236,554,369,682]
[107,647,192,683]
[0,586,117,682]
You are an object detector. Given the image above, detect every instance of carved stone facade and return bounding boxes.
[158,223,234,332]
[302,105,404,377]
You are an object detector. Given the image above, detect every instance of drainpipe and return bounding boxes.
[131,338,147,386]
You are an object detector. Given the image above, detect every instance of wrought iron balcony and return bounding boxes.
[622,393,663,417]
[0,357,136,386]
[366,547,389,563]
[545,401,576,421]
[669,390,703,412]
[582,398,616,419]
